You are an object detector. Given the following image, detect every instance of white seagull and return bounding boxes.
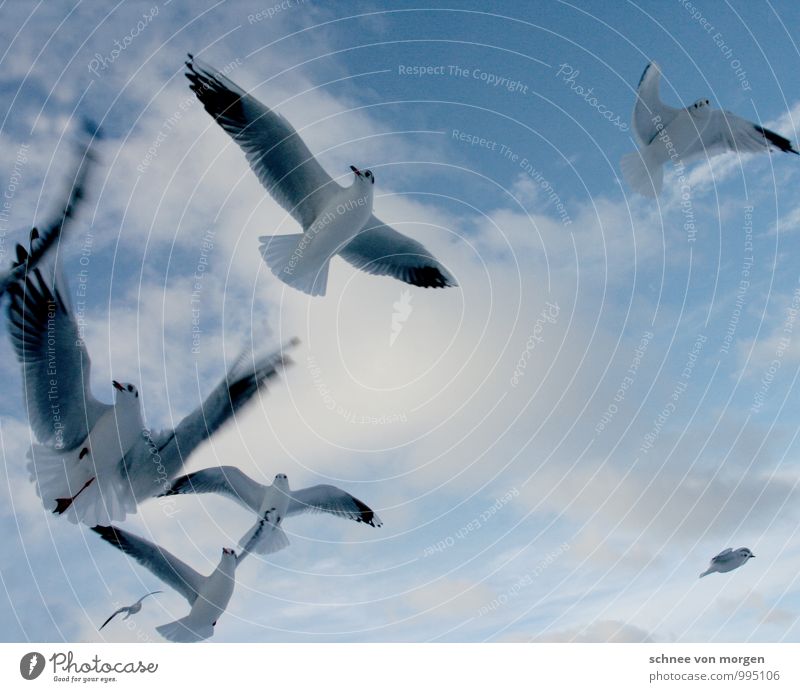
[699,547,755,578]
[622,61,798,196]
[163,470,382,555]
[0,119,99,297]
[7,266,296,525]
[92,525,248,642]
[99,590,163,630]
[185,54,456,296]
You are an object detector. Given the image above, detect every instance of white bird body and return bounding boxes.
[622,62,798,197]
[93,526,241,643]
[261,172,375,296]
[699,547,755,578]
[163,470,382,555]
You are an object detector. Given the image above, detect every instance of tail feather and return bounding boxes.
[27,445,135,525]
[238,520,290,555]
[258,233,330,297]
[156,616,214,643]
[621,150,663,197]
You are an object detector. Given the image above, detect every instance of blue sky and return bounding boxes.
[2,0,800,643]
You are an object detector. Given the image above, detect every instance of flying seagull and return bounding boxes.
[185,54,456,296]
[162,470,382,555]
[7,265,297,525]
[621,62,798,196]
[99,590,163,630]
[92,526,248,642]
[0,118,100,296]
[699,547,755,578]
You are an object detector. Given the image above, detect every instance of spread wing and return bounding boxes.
[92,526,202,605]
[633,62,681,146]
[186,54,340,229]
[162,466,265,513]
[6,266,110,450]
[339,216,457,288]
[99,606,128,630]
[693,109,799,158]
[287,484,382,527]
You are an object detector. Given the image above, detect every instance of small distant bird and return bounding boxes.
[162,470,382,555]
[699,547,755,578]
[185,54,456,296]
[99,591,163,630]
[0,118,99,296]
[622,62,798,196]
[7,264,296,525]
[93,526,251,643]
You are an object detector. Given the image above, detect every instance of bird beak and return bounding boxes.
[350,165,362,177]
[112,381,124,391]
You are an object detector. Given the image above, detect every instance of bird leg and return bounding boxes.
[53,477,95,514]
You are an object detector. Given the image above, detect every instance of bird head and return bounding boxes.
[690,98,710,111]
[274,473,289,488]
[738,548,755,560]
[112,381,139,401]
[350,165,375,185]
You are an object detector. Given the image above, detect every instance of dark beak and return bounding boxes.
[350,165,362,177]
[112,380,124,391]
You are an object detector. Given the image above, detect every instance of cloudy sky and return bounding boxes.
[2,0,800,643]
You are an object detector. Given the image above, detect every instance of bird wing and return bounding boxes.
[135,590,163,606]
[693,109,799,158]
[185,55,340,229]
[286,484,382,527]
[0,119,100,295]
[6,266,110,450]
[151,342,296,465]
[99,607,128,630]
[633,62,681,146]
[339,215,456,289]
[92,526,203,605]
[162,466,265,513]
[711,547,734,563]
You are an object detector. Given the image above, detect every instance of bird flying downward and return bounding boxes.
[99,591,163,631]
[622,61,798,197]
[185,54,456,296]
[92,526,243,643]
[699,547,755,578]
[162,470,382,555]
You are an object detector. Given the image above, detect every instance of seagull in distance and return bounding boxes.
[92,526,241,642]
[162,470,382,555]
[185,54,456,296]
[622,61,798,196]
[99,590,163,630]
[7,263,297,525]
[699,547,755,578]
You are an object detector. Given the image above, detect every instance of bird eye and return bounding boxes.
[127,385,133,392]
[365,171,371,178]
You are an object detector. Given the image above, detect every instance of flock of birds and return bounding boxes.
[2,57,793,641]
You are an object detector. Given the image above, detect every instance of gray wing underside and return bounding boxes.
[92,526,203,605]
[162,466,265,513]
[286,484,382,527]
[633,62,680,146]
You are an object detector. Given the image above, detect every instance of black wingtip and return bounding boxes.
[754,125,799,155]
[91,524,122,545]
